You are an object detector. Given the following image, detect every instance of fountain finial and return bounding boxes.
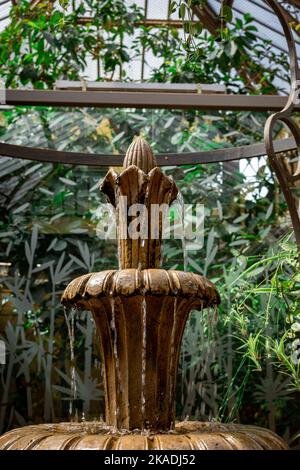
[123,136,157,173]
[100,137,178,269]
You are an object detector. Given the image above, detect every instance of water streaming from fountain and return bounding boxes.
[141,295,147,429]
[109,297,120,422]
[173,190,188,272]
[168,297,177,430]
[63,306,77,420]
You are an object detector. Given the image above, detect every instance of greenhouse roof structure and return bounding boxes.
[0,1,299,83]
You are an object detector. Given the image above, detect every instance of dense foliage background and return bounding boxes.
[0,0,299,447]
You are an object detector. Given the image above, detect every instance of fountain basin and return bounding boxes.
[0,137,288,450]
[61,269,220,431]
[0,421,288,450]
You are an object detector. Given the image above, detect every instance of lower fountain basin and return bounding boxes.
[61,269,220,431]
[0,421,288,450]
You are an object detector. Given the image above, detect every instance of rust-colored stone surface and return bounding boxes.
[0,421,288,450]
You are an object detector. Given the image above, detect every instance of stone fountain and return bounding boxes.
[0,137,288,450]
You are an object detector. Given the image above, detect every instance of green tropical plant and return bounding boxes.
[0,0,142,88]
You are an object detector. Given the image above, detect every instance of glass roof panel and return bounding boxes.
[147,0,168,19]
[212,0,300,54]
[0,0,11,32]
[0,1,299,86]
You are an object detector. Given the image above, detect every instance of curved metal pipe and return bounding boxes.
[264,0,300,246]
[0,137,296,167]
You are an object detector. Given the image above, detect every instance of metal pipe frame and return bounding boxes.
[0,137,295,167]
[54,80,227,94]
[264,0,300,248]
[3,89,300,110]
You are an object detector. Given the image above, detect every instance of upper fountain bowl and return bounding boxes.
[61,269,220,309]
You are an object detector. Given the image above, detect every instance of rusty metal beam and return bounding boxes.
[54,81,226,94]
[192,0,235,33]
[249,0,300,39]
[4,89,299,111]
[284,0,300,8]
[0,137,296,167]
[264,0,300,250]
[192,3,219,33]
[77,18,200,28]
[281,6,300,38]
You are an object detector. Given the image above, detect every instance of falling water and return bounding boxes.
[211,304,219,412]
[137,239,146,271]
[174,190,188,272]
[63,306,77,420]
[110,298,120,422]
[213,304,219,325]
[141,296,147,428]
[207,304,218,339]
[117,230,121,270]
[115,201,123,271]
[169,297,177,430]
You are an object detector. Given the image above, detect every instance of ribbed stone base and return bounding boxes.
[0,421,288,450]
